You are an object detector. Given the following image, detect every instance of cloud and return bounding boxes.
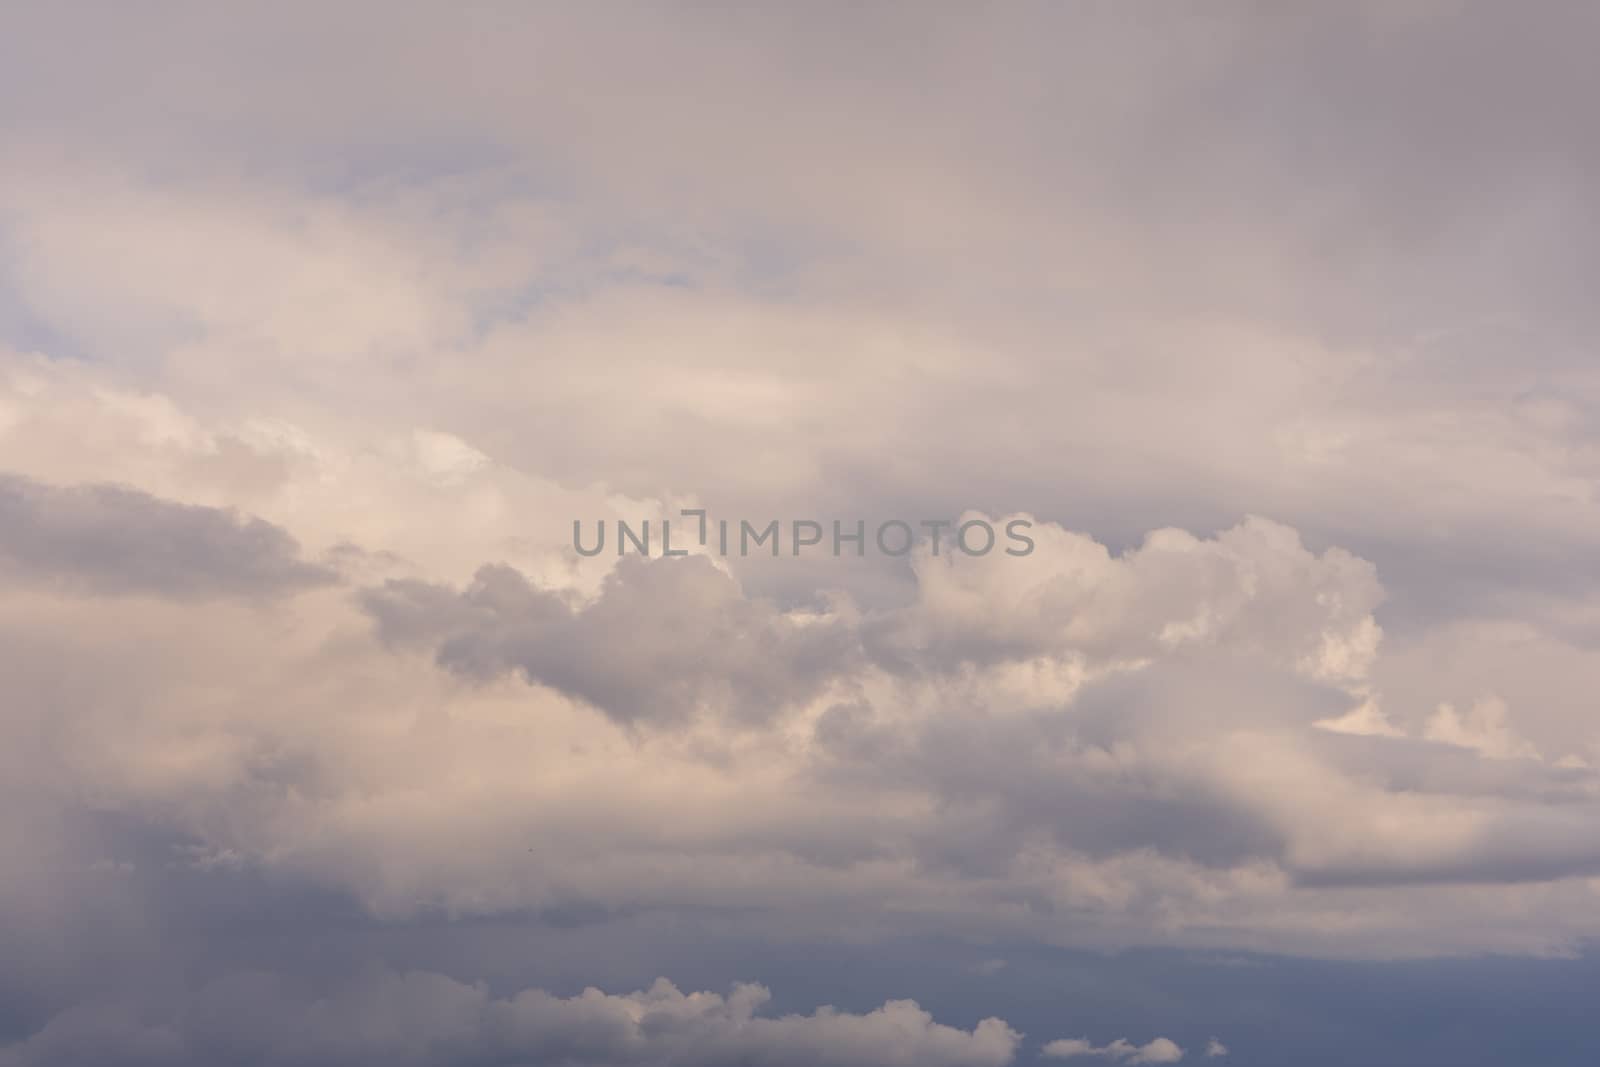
[362,554,857,726]
[1423,696,1541,761]
[2,499,1595,955]
[6,5,1600,1061]
[0,473,334,598]
[0,973,1021,1067]
[1042,1036,1184,1063]
[868,516,1383,688]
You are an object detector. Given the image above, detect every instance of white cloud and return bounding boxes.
[0,973,1021,1067]
[1043,1035,1185,1063]
[1423,696,1541,761]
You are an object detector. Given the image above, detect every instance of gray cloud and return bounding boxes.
[362,556,858,726]
[811,668,1300,877]
[0,473,334,599]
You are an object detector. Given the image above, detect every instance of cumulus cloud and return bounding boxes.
[362,555,857,725]
[0,973,1020,1067]
[2,496,1593,954]
[1423,696,1541,761]
[1042,1036,1184,1063]
[869,515,1383,688]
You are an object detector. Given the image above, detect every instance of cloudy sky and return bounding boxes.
[3,3,1600,1064]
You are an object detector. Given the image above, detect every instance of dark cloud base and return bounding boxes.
[0,473,334,599]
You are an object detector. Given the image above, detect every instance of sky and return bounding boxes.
[2,3,1600,1064]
